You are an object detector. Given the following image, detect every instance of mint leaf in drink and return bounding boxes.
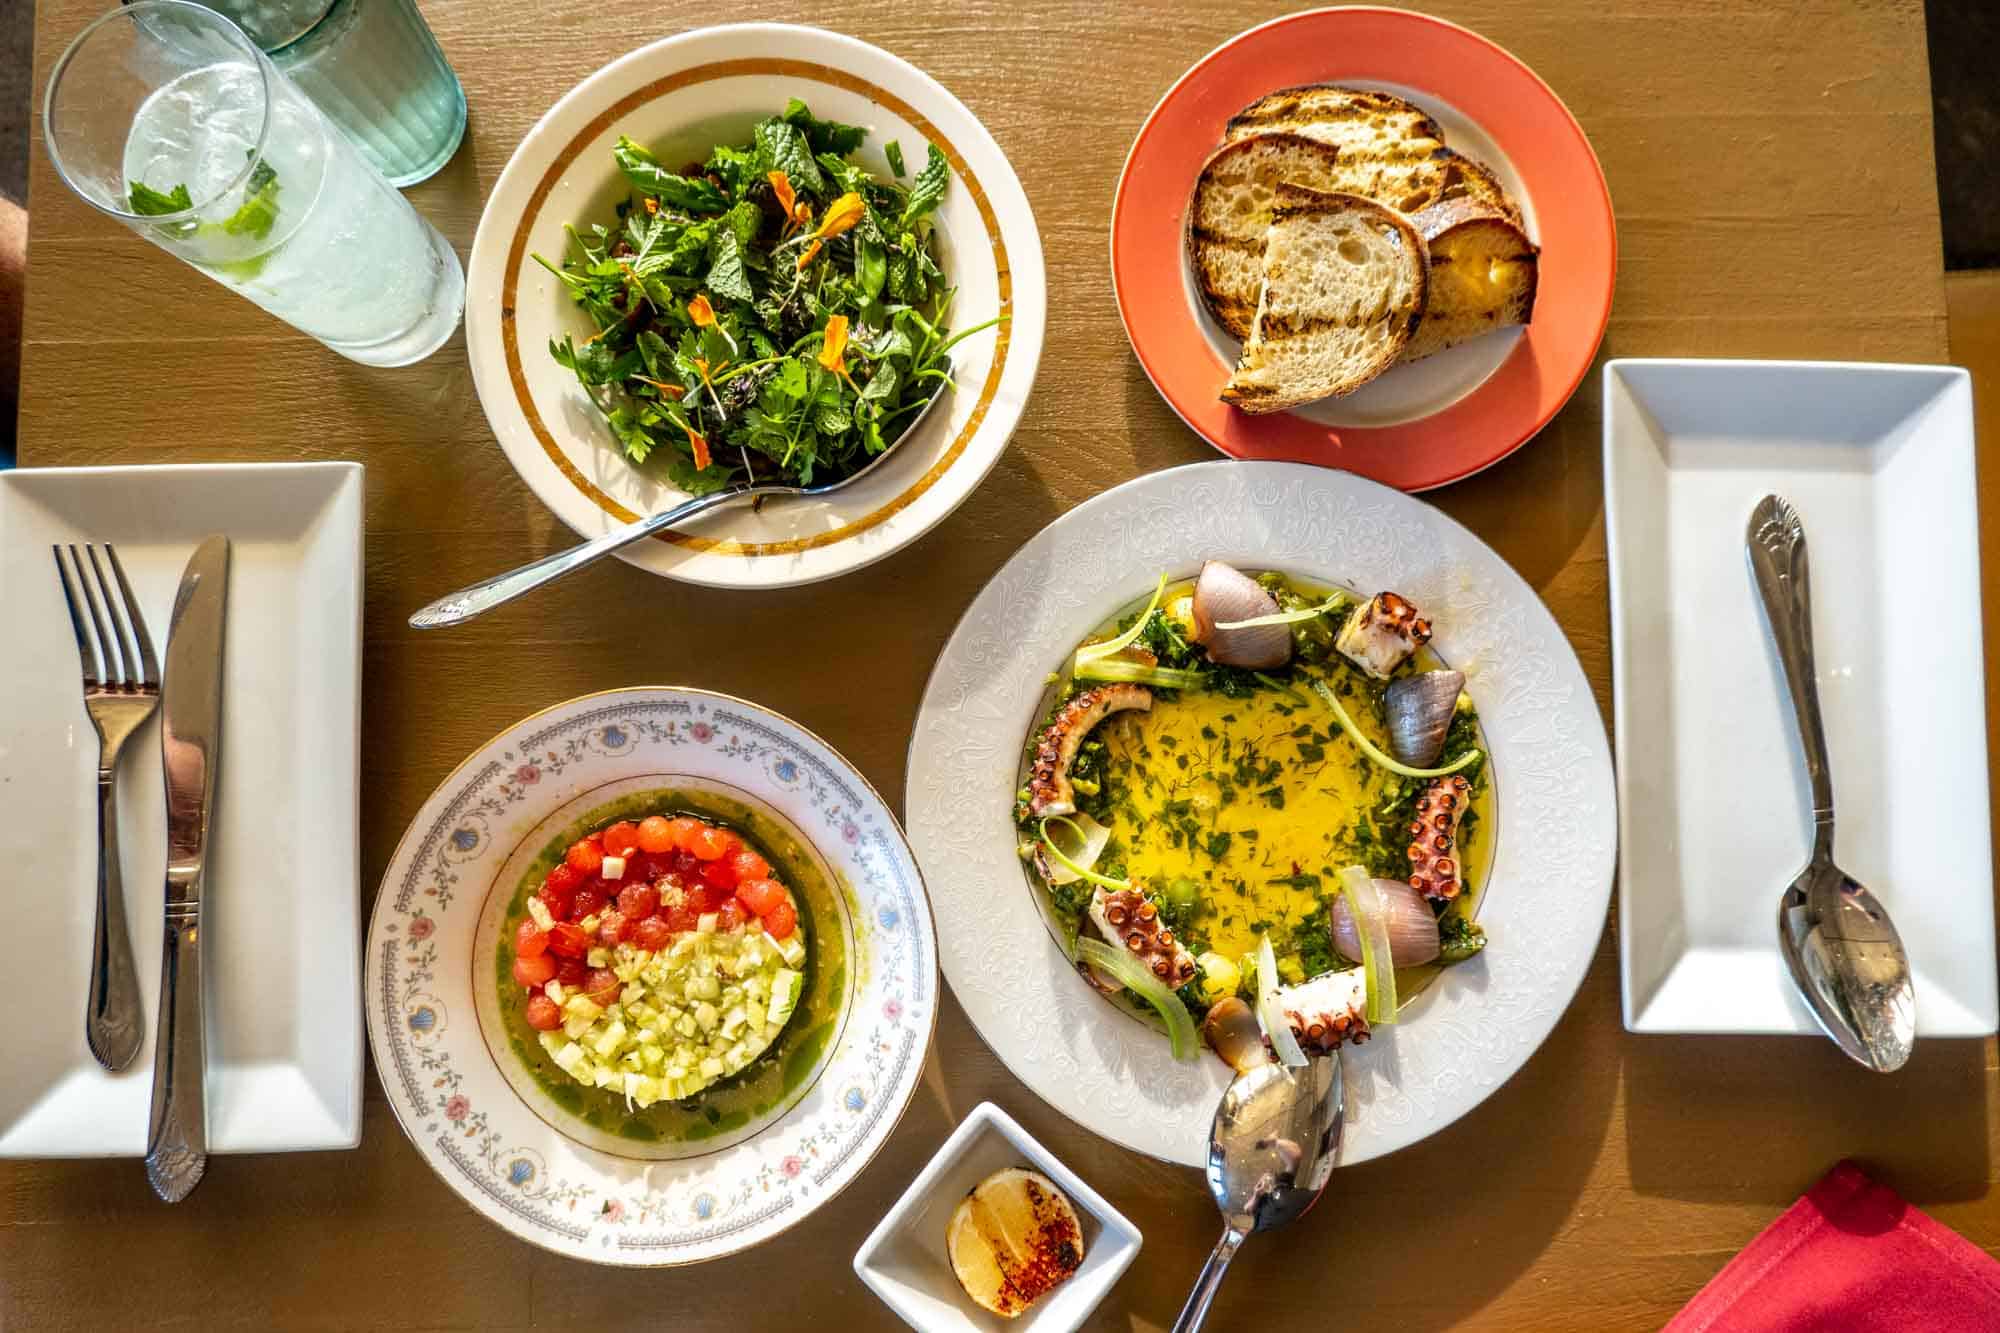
[612,137,727,213]
[885,140,906,178]
[128,180,192,214]
[223,158,280,240]
[900,144,949,228]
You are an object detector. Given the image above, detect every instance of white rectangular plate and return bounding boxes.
[0,463,363,1155]
[1605,360,1996,1037]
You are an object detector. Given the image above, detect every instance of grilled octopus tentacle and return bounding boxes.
[1025,684,1153,818]
[1087,886,1198,988]
[1408,773,1472,901]
[1274,969,1370,1054]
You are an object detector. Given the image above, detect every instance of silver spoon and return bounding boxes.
[407,382,949,628]
[1747,493,1915,1071]
[1171,1055,1344,1333]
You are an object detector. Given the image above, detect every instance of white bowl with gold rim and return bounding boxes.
[464,23,1045,589]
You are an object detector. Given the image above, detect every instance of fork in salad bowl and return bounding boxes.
[53,542,160,1072]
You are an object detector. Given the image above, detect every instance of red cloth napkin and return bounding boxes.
[1666,1161,2000,1332]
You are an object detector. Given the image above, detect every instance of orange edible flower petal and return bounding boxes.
[795,238,823,271]
[767,170,797,229]
[642,197,659,215]
[687,293,716,327]
[813,191,865,239]
[681,420,712,471]
[634,375,684,398]
[818,316,850,376]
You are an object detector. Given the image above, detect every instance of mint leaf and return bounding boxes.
[754,119,823,194]
[900,144,949,228]
[129,180,192,215]
[706,229,754,303]
[885,140,906,178]
[223,158,280,239]
[856,237,886,302]
[613,137,726,213]
[783,98,867,156]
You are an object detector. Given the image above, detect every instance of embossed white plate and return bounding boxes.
[365,687,936,1264]
[906,461,1615,1166]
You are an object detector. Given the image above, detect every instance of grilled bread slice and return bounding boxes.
[1224,84,1524,225]
[1398,197,1539,362]
[1188,133,1353,341]
[1222,186,1428,414]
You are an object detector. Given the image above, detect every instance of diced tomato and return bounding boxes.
[512,953,556,988]
[687,882,726,914]
[617,883,659,920]
[699,858,740,891]
[581,968,620,1006]
[669,849,700,876]
[664,904,699,934]
[736,877,786,916]
[524,993,562,1031]
[637,815,676,854]
[727,848,771,883]
[571,885,608,920]
[630,852,672,882]
[543,861,583,898]
[597,910,628,946]
[762,900,798,939]
[565,839,604,876]
[514,918,550,959]
[600,821,641,858]
[688,825,735,861]
[667,816,705,851]
[547,921,590,959]
[717,898,749,931]
[555,956,587,986]
[631,916,673,951]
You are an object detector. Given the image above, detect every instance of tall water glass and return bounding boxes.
[198,0,467,186]
[47,1,465,367]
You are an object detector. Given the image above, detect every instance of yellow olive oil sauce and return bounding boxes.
[1028,575,1494,1010]
[494,789,847,1145]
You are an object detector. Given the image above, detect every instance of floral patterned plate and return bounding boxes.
[365,688,936,1265]
[906,460,1616,1167]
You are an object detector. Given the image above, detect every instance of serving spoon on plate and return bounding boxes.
[1747,493,1915,1071]
[407,382,949,629]
[1171,1052,1344,1332]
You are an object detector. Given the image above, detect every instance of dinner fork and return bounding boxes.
[54,543,160,1072]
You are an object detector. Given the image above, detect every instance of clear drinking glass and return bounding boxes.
[196,0,467,186]
[46,1,465,367]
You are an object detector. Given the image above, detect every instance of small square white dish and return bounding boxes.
[0,463,365,1156]
[854,1102,1141,1332]
[1603,360,1997,1037]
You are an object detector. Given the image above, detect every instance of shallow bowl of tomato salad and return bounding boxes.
[364,686,936,1266]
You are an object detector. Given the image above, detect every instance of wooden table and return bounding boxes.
[10,2,1986,1329]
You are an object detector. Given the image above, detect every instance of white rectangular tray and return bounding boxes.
[1605,360,1996,1038]
[0,463,364,1155]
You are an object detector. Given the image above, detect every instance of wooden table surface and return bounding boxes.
[10,2,1989,1329]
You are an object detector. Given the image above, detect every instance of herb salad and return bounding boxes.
[537,99,996,495]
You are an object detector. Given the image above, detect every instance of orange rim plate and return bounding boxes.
[1111,7,1616,491]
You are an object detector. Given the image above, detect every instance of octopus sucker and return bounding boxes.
[1335,591,1433,679]
[1273,969,1370,1054]
[1087,886,1197,988]
[1408,773,1472,901]
[1025,684,1153,818]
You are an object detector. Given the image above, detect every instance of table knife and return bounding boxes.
[146,535,229,1203]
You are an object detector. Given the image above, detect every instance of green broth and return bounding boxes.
[494,789,845,1144]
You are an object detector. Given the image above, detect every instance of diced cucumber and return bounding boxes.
[768,969,803,1027]
[527,896,555,932]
